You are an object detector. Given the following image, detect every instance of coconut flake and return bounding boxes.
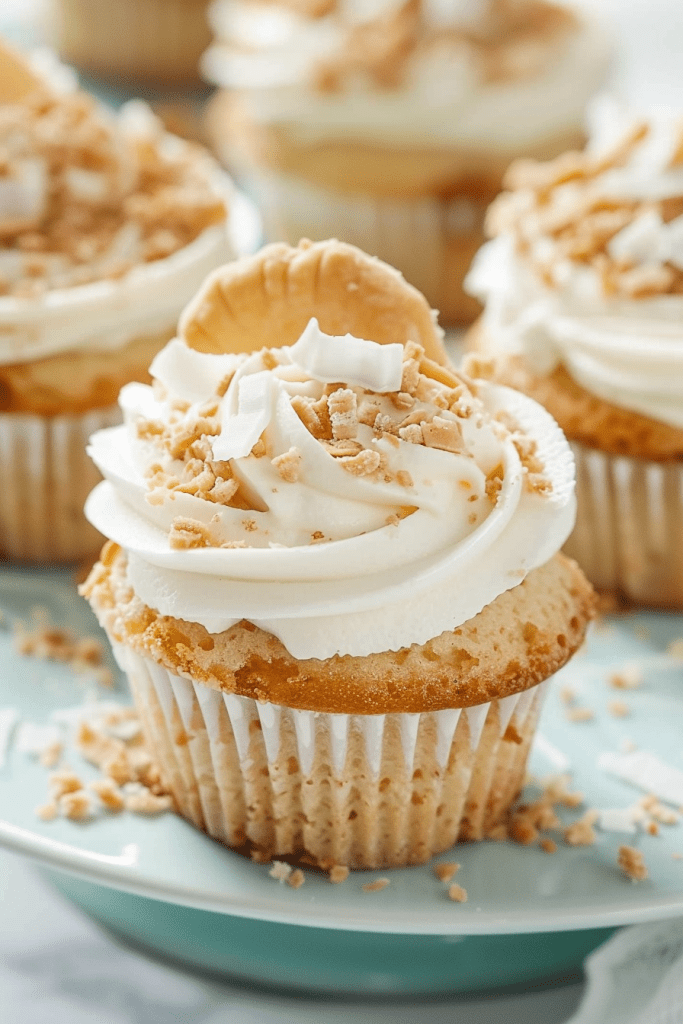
[598,750,683,807]
[212,370,276,461]
[288,318,404,392]
[0,708,18,768]
[149,339,240,405]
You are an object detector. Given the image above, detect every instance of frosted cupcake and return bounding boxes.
[81,239,593,869]
[466,103,683,608]
[0,43,236,563]
[202,0,612,323]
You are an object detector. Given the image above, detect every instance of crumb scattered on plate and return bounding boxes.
[448,883,467,903]
[362,878,389,893]
[618,845,648,881]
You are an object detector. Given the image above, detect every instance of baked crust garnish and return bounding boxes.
[179,238,448,365]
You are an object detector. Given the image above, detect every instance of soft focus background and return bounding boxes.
[1,1,682,1022]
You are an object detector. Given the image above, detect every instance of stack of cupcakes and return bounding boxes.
[202,0,612,322]
[0,41,237,563]
[81,238,594,868]
[466,102,683,607]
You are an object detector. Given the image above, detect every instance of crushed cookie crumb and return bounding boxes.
[35,802,57,821]
[609,666,643,690]
[339,449,381,476]
[49,769,83,799]
[287,869,305,890]
[565,810,598,846]
[421,416,464,454]
[608,700,630,718]
[398,423,424,445]
[328,388,358,440]
[272,447,302,482]
[396,469,414,488]
[169,516,214,550]
[269,861,293,883]
[448,883,468,903]
[59,789,94,820]
[124,789,172,814]
[618,845,648,881]
[434,862,460,883]
[362,878,390,893]
[329,865,350,884]
[565,707,594,723]
[540,838,558,854]
[89,777,125,811]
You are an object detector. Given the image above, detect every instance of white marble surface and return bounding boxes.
[0,849,586,1024]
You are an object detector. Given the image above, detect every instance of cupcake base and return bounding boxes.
[565,442,683,609]
[115,643,546,869]
[0,405,120,563]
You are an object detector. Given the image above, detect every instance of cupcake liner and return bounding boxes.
[50,0,212,85]
[0,405,120,563]
[114,643,548,869]
[564,442,683,608]
[240,168,486,324]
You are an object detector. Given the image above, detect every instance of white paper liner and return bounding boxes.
[564,442,683,608]
[239,167,486,324]
[115,642,548,868]
[0,404,120,563]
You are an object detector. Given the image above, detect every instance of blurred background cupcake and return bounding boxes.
[202,0,613,324]
[0,40,239,564]
[465,100,683,608]
[46,0,212,88]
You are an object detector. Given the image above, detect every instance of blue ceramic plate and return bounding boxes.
[0,567,682,994]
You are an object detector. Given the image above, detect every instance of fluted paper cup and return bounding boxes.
[565,442,683,608]
[239,167,485,325]
[0,405,120,563]
[113,643,548,869]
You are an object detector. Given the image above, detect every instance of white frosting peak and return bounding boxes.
[467,103,683,429]
[86,326,575,659]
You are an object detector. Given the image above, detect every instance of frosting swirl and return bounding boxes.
[0,50,237,365]
[85,320,575,659]
[203,0,612,151]
[466,102,683,429]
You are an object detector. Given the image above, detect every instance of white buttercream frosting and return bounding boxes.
[203,0,612,151]
[0,56,238,365]
[466,102,683,429]
[85,322,576,659]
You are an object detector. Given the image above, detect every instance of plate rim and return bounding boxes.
[2,818,683,935]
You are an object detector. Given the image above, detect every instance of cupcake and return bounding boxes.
[202,0,612,324]
[465,102,683,608]
[47,0,212,87]
[81,238,593,869]
[0,42,237,563]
